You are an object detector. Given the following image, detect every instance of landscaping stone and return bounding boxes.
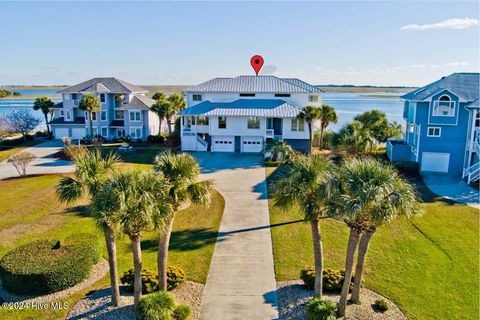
[66,281,204,320]
[277,280,406,320]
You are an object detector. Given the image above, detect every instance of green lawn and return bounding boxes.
[266,166,479,320]
[0,139,45,162]
[0,173,224,319]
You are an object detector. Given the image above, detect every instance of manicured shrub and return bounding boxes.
[167,266,186,291]
[147,135,165,144]
[374,299,389,312]
[137,291,176,320]
[0,239,94,295]
[173,304,192,320]
[300,267,355,293]
[306,297,336,320]
[121,268,159,294]
[64,233,102,264]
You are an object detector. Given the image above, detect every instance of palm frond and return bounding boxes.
[56,177,84,204]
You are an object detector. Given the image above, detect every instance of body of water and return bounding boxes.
[0,90,405,131]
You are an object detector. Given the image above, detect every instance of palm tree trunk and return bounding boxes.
[130,234,143,309]
[167,117,172,135]
[88,111,94,138]
[158,215,174,290]
[319,125,324,149]
[308,122,313,154]
[351,228,375,304]
[310,217,323,297]
[158,116,163,136]
[43,112,50,135]
[337,227,362,317]
[104,226,121,307]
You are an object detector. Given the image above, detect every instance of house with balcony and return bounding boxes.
[179,75,323,153]
[387,73,480,183]
[50,77,160,141]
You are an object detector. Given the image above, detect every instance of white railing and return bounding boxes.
[266,129,274,138]
[463,162,480,183]
[196,136,208,148]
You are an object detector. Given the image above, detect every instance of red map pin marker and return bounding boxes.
[250,55,264,76]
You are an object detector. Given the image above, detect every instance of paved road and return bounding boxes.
[422,173,479,208]
[0,140,74,180]
[191,152,278,320]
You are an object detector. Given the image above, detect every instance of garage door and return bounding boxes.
[421,152,450,173]
[241,137,263,153]
[54,128,69,139]
[211,136,234,152]
[71,128,86,140]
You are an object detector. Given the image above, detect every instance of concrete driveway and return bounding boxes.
[422,173,479,208]
[0,140,74,180]
[191,152,278,320]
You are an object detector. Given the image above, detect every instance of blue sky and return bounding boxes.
[0,1,478,86]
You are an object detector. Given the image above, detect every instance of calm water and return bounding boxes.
[0,89,404,131]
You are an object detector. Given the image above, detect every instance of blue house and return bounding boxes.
[387,73,480,183]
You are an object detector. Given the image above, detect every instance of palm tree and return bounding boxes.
[338,120,378,155]
[56,149,122,306]
[165,93,186,135]
[298,105,321,153]
[33,97,54,136]
[79,93,101,138]
[271,155,333,297]
[151,99,169,135]
[264,140,296,162]
[154,151,213,291]
[326,158,420,316]
[318,104,338,149]
[152,92,166,101]
[95,170,171,309]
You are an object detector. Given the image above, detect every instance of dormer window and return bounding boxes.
[433,95,455,117]
[193,94,202,101]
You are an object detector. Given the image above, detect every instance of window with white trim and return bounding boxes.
[247,116,260,129]
[60,110,65,117]
[92,127,98,136]
[291,118,305,131]
[192,94,202,101]
[115,110,124,120]
[91,112,97,121]
[65,110,72,121]
[100,111,107,121]
[100,94,106,103]
[308,95,319,102]
[101,127,108,137]
[129,111,141,122]
[130,127,142,139]
[427,127,441,137]
[218,117,227,129]
[197,116,209,125]
[433,95,455,117]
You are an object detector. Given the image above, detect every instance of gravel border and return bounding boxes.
[67,281,204,320]
[277,280,406,320]
[0,259,109,304]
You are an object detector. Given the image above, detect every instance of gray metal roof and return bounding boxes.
[180,99,302,118]
[59,78,148,94]
[402,73,479,102]
[185,76,324,93]
[465,98,479,109]
[120,95,156,110]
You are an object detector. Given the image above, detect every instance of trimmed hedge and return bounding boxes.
[0,239,94,295]
[300,267,355,293]
[121,267,186,293]
[64,233,102,264]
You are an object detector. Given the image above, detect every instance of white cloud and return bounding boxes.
[444,61,468,67]
[401,17,478,30]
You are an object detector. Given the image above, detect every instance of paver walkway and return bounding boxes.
[422,173,479,208]
[191,152,278,320]
[0,140,74,180]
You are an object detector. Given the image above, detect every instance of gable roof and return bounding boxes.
[180,99,302,118]
[465,98,480,109]
[185,76,324,93]
[120,95,156,110]
[402,73,479,102]
[59,78,148,94]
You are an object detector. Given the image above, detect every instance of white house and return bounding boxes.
[50,77,160,141]
[180,75,324,153]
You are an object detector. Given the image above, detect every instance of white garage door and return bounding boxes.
[241,137,263,153]
[71,128,86,140]
[421,152,450,173]
[211,136,234,152]
[54,128,69,139]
